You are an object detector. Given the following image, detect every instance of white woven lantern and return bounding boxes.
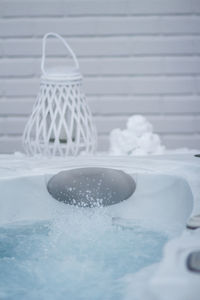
[23,32,97,156]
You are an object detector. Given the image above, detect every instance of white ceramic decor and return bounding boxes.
[23,32,96,156]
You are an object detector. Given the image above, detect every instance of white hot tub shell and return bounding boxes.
[0,153,199,299]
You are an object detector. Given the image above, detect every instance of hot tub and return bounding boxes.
[0,154,199,300]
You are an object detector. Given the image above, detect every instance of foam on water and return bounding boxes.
[0,209,168,300]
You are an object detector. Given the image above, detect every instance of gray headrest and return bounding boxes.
[47,167,136,207]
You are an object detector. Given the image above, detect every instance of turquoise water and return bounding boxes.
[0,211,168,300]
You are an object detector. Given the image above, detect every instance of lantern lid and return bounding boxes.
[41,66,82,82]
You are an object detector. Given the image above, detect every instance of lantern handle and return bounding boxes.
[41,32,79,76]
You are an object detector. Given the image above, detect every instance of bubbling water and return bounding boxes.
[0,209,168,300]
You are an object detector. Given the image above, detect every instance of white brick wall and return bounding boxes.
[0,0,200,153]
